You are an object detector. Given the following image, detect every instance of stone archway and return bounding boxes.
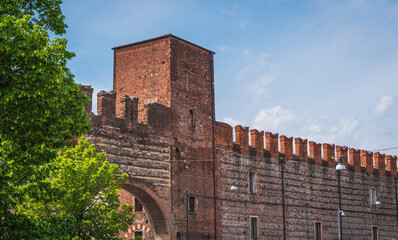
[120,183,171,240]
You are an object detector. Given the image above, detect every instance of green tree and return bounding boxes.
[18,138,135,240]
[0,0,91,238]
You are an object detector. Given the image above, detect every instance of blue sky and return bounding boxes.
[62,0,398,156]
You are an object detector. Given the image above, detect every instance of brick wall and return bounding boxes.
[215,123,398,240]
[113,37,172,123]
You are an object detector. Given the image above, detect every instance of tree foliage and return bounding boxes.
[17,138,135,240]
[0,0,91,238]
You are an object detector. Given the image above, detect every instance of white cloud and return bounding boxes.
[238,51,277,96]
[248,72,275,95]
[337,117,358,136]
[252,106,294,131]
[309,124,322,133]
[374,95,392,114]
[223,117,245,127]
[218,45,228,52]
[306,117,359,144]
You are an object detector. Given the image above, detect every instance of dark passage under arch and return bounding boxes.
[122,184,170,240]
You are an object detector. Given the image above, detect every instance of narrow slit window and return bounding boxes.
[175,147,180,160]
[189,110,195,130]
[189,196,195,213]
[372,226,378,240]
[370,188,376,206]
[134,198,142,212]
[250,216,258,239]
[314,222,322,240]
[249,172,256,194]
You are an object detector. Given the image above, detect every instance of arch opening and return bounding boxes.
[120,184,170,240]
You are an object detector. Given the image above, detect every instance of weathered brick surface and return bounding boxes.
[80,35,398,240]
[169,35,216,239]
[217,145,398,239]
[215,127,398,240]
[113,37,172,123]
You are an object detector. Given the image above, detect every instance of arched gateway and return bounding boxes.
[119,182,172,240]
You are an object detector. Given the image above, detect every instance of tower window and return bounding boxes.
[189,110,195,130]
[189,196,195,213]
[250,216,258,239]
[175,147,180,160]
[314,222,322,240]
[249,172,256,194]
[372,226,378,240]
[370,188,376,206]
[134,198,142,212]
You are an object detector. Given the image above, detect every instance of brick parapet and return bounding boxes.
[211,121,398,178]
[97,90,116,125]
[295,137,308,161]
[250,129,264,156]
[265,132,279,159]
[336,145,348,166]
[361,150,374,174]
[78,84,94,115]
[280,135,293,159]
[349,148,361,172]
[235,125,249,155]
[374,152,386,176]
[386,155,397,177]
[80,86,171,142]
[309,141,323,165]
[323,143,336,167]
[215,121,233,150]
[119,95,138,130]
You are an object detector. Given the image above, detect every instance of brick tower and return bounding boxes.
[113,34,217,239]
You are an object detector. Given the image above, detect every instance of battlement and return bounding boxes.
[82,82,398,177]
[215,121,398,177]
[79,85,171,139]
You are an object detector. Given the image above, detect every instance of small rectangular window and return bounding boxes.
[250,216,258,239]
[372,226,378,240]
[249,172,256,194]
[135,198,143,212]
[189,196,195,213]
[370,188,376,206]
[314,222,322,240]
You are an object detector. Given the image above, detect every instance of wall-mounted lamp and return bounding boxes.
[340,211,346,217]
[336,157,346,171]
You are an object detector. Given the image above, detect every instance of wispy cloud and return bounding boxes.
[374,95,392,114]
[252,106,294,131]
[223,117,245,127]
[306,117,359,144]
[238,51,277,96]
[218,45,228,52]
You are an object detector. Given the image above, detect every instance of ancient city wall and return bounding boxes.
[78,34,398,239]
[215,121,398,239]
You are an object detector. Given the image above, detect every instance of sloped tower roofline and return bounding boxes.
[112,33,216,54]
